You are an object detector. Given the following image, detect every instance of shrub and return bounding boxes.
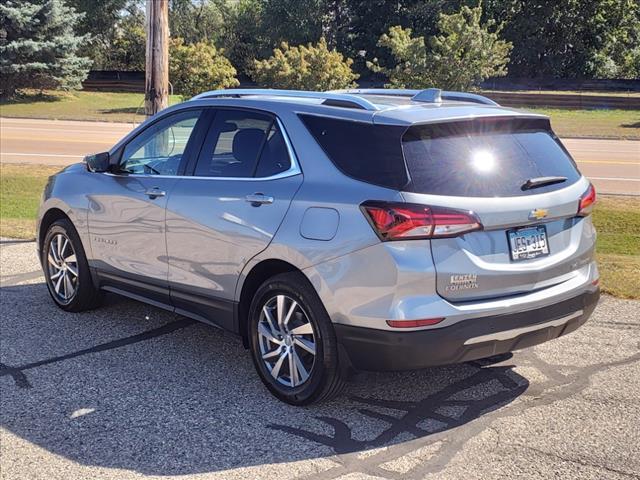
[252,38,358,90]
[169,38,239,99]
[368,6,512,91]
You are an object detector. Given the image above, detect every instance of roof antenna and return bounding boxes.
[412,88,442,103]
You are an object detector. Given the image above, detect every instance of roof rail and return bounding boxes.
[331,88,499,106]
[439,91,499,106]
[191,89,381,111]
[332,88,419,97]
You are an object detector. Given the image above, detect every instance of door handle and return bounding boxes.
[245,193,274,206]
[144,187,166,199]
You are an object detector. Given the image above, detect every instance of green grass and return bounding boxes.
[592,195,640,299]
[1,90,639,139]
[0,164,62,239]
[1,164,638,298]
[0,90,183,123]
[523,107,640,139]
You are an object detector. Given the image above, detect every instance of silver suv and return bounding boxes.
[38,88,600,405]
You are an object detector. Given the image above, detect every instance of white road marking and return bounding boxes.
[0,152,83,158]
[588,176,640,182]
[1,126,134,134]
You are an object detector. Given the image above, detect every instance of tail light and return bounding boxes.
[361,201,482,241]
[577,184,596,216]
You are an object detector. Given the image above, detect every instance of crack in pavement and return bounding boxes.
[1,269,44,286]
[281,348,640,480]
[503,442,640,479]
[0,318,196,389]
[2,262,638,478]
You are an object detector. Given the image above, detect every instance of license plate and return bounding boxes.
[507,226,550,261]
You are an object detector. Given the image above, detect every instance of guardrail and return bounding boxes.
[81,76,640,110]
[82,79,145,92]
[482,91,640,110]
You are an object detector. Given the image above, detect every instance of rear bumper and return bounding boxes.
[335,288,599,372]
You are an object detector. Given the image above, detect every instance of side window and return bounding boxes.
[255,123,292,177]
[194,109,291,178]
[120,109,202,175]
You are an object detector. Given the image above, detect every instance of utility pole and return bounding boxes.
[145,0,169,117]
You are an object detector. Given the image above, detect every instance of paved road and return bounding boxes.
[1,240,639,480]
[1,117,638,195]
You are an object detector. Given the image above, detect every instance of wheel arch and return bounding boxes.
[38,208,72,252]
[237,259,304,347]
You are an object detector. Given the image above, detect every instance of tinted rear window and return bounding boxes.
[299,114,408,189]
[402,118,581,197]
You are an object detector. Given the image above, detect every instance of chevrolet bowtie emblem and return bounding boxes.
[529,208,549,220]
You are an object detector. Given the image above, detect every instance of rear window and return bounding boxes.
[402,118,581,197]
[299,114,408,189]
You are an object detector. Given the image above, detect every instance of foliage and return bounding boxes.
[8,0,638,83]
[483,0,640,79]
[0,0,92,98]
[169,0,226,45]
[217,0,270,75]
[252,38,358,90]
[107,8,147,71]
[67,0,128,46]
[369,6,512,90]
[71,0,145,71]
[260,0,325,46]
[589,0,640,79]
[169,38,239,99]
[219,0,327,76]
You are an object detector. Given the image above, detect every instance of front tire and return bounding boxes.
[248,272,345,405]
[42,218,101,312]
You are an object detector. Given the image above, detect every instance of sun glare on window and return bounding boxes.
[471,150,496,173]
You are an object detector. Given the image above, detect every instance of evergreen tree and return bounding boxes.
[369,6,512,90]
[0,0,92,98]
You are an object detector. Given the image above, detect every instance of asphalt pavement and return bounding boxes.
[1,240,639,480]
[1,117,639,195]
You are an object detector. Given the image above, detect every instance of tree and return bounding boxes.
[169,0,226,45]
[252,38,358,90]
[67,0,128,43]
[220,0,327,76]
[588,0,640,79]
[260,0,325,46]
[169,37,239,99]
[67,0,130,69]
[107,9,147,71]
[218,0,269,75]
[0,0,92,98]
[482,0,640,78]
[368,5,512,90]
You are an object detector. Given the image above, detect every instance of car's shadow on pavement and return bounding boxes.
[1,281,529,476]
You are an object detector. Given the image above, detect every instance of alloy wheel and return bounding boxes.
[257,294,317,388]
[46,233,79,304]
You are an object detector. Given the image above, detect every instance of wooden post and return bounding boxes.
[145,0,169,117]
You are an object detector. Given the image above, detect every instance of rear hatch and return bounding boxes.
[400,116,595,302]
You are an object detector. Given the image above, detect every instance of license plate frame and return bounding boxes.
[507,225,550,262]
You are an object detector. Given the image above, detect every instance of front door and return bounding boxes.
[87,108,205,306]
[165,108,303,330]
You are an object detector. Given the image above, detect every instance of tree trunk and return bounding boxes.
[145,0,169,117]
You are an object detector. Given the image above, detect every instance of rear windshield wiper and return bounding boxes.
[521,176,567,191]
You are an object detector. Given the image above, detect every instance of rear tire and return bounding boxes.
[42,219,102,312]
[248,272,345,405]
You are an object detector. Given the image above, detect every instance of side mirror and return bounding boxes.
[85,152,110,173]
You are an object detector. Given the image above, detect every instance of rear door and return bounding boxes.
[165,108,303,330]
[400,117,595,302]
